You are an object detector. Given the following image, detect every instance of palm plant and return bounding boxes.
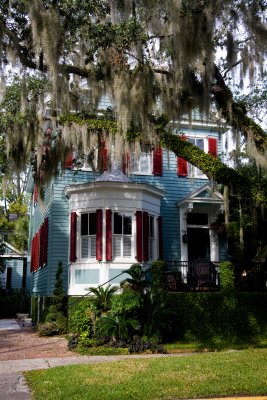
[121,264,149,294]
[88,284,118,315]
[98,314,140,342]
[143,292,176,340]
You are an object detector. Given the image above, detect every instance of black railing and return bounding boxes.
[165,260,220,292]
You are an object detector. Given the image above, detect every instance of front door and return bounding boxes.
[187,228,210,261]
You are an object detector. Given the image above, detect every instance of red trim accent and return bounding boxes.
[136,211,143,262]
[208,138,217,157]
[158,216,163,259]
[65,152,73,169]
[106,209,112,261]
[143,212,149,262]
[177,157,188,176]
[70,212,77,262]
[153,147,163,175]
[96,209,103,261]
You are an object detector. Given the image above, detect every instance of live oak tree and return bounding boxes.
[1,1,267,257]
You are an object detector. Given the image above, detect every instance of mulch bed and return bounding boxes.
[0,324,75,361]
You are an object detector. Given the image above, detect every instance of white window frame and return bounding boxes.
[130,145,152,175]
[112,212,133,259]
[187,136,208,179]
[80,212,97,260]
[148,215,156,261]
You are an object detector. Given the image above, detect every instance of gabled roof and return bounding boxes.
[0,242,26,258]
[176,184,224,207]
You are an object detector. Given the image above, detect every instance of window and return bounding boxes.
[130,145,152,175]
[113,212,132,258]
[188,137,206,178]
[72,149,98,171]
[148,215,155,260]
[80,213,96,258]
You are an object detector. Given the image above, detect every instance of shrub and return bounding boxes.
[37,261,67,336]
[68,297,93,335]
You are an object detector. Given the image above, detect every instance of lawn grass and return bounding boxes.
[25,349,267,400]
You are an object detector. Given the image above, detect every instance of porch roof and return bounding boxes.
[176,184,224,210]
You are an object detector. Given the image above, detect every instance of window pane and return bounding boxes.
[196,139,204,150]
[140,154,151,172]
[123,236,131,257]
[113,236,122,257]
[114,212,122,234]
[81,237,89,258]
[123,215,132,235]
[149,238,154,260]
[89,213,96,235]
[149,216,154,238]
[90,237,96,257]
[81,214,88,235]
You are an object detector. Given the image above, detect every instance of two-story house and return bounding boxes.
[26,113,228,299]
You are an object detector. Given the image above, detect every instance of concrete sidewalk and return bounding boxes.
[0,319,20,331]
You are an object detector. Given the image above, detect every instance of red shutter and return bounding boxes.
[136,211,143,262]
[43,217,49,265]
[70,212,77,262]
[158,216,163,260]
[153,147,163,175]
[65,152,73,169]
[177,157,188,176]
[96,209,103,261]
[38,226,43,267]
[177,135,188,176]
[99,141,108,171]
[122,151,131,173]
[143,212,149,262]
[106,209,112,261]
[208,138,217,157]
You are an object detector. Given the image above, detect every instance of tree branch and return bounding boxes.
[159,128,267,204]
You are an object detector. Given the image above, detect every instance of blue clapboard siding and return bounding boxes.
[5,259,24,289]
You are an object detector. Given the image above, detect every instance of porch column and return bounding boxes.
[210,229,219,262]
[180,206,188,264]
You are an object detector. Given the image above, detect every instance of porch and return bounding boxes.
[165,260,267,292]
[165,260,220,292]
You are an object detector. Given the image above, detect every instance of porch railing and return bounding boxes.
[164,260,220,292]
